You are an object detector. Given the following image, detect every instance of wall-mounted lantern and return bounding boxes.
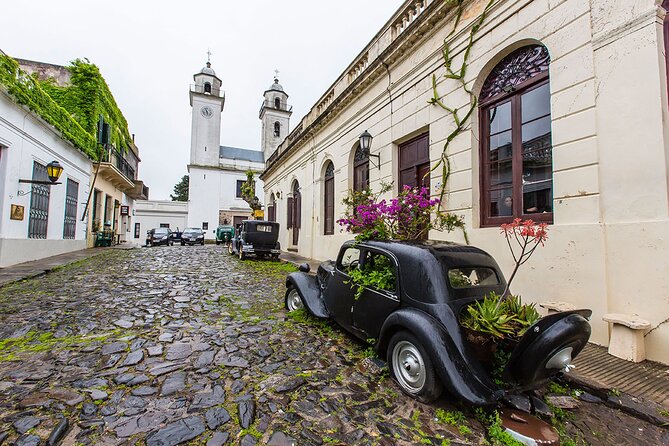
[17,160,64,196]
[359,130,380,169]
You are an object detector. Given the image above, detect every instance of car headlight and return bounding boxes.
[162,236,168,240]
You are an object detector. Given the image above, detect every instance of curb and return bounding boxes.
[563,372,669,427]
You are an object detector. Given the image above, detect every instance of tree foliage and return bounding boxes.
[171,175,189,201]
[241,170,262,212]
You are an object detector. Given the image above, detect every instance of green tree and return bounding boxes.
[241,170,262,213]
[171,175,189,201]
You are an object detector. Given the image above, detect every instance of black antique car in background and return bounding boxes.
[285,240,591,405]
[228,220,281,260]
[146,228,173,246]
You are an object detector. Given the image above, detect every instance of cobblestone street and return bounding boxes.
[0,247,667,446]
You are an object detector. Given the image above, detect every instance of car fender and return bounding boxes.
[286,272,329,318]
[378,308,502,406]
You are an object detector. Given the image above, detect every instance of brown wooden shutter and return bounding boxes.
[324,178,334,234]
[287,197,294,228]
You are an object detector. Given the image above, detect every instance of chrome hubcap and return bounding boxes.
[287,290,303,311]
[392,341,426,393]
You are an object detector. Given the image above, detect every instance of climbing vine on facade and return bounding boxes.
[428,0,494,209]
[0,54,133,160]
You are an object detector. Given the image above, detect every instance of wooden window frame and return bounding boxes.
[324,162,335,235]
[479,73,553,227]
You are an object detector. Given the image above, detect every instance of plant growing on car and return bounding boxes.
[347,254,395,300]
[338,184,464,242]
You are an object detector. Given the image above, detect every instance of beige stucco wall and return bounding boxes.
[263,0,669,363]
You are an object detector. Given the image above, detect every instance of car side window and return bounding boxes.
[358,250,397,294]
[338,247,361,272]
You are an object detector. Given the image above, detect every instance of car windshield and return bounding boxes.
[184,228,202,234]
[154,228,169,234]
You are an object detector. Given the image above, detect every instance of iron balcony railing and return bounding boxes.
[190,84,224,97]
[259,100,293,114]
[100,144,136,182]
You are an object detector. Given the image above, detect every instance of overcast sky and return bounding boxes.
[1,1,401,200]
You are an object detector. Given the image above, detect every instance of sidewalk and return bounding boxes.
[0,244,133,286]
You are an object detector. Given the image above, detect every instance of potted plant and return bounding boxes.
[459,219,548,368]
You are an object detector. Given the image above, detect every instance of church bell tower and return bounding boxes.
[189,58,225,167]
[259,73,292,162]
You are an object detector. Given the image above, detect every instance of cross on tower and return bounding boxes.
[206,49,213,63]
[274,69,279,80]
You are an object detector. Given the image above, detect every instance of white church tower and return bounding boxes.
[187,59,225,234]
[259,74,292,161]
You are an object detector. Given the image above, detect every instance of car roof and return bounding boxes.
[344,239,506,303]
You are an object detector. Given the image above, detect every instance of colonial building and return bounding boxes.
[261,0,669,363]
[0,51,147,265]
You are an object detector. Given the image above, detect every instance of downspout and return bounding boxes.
[309,133,316,260]
[381,57,393,192]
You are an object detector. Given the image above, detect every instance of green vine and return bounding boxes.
[0,55,133,159]
[0,55,99,159]
[241,170,262,212]
[428,0,494,213]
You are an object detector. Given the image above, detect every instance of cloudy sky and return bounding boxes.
[0,1,401,199]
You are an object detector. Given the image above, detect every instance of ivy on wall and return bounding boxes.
[0,55,133,160]
[428,0,495,208]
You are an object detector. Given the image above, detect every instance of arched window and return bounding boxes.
[324,162,335,235]
[204,82,212,94]
[479,45,553,226]
[274,97,281,109]
[274,121,281,137]
[353,146,369,192]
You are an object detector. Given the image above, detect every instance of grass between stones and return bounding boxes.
[0,329,125,361]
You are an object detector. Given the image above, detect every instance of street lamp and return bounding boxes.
[359,130,380,169]
[17,160,65,196]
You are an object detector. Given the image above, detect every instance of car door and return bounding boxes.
[323,245,361,331]
[351,249,400,339]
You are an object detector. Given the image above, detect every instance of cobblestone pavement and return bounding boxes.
[0,247,667,446]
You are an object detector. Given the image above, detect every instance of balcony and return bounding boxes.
[190,84,224,98]
[128,179,149,200]
[98,144,136,193]
[259,100,293,117]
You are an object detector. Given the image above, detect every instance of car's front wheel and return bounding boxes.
[285,288,304,312]
[181,241,185,246]
[228,243,234,255]
[239,246,246,260]
[388,331,442,403]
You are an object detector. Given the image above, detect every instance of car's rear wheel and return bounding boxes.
[181,241,185,246]
[201,241,205,246]
[388,331,442,403]
[228,243,234,255]
[216,240,221,245]
[285,288,304,312]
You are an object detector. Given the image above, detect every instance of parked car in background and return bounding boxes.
[228,220,280,260]
[147,228,173,246]
[215,225,235,245]
[181,227,205,246]
[285,240,592,405]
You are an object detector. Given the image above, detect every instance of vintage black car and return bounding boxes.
[228,220,281,260]
[146,228,173,246]
[181,227,205,245]
[285,240,591,405]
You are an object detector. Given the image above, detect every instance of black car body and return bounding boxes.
[228,220,281,260]
[181,228,205,245]
[147,228,173,246]
[285,240,591,406]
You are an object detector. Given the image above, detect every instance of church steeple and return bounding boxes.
[189,58,225,167]
[259,71,292,163]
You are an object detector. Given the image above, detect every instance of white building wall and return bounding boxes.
[262,0,669,363]
[133,200,188,242]
[0,90,91,267]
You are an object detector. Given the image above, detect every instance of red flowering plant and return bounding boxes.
[461,219,548,348]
